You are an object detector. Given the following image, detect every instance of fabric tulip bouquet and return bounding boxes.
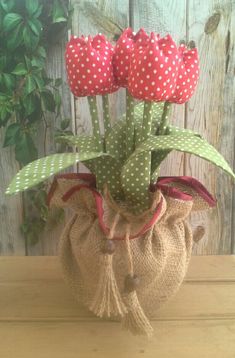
[7,28,235,337]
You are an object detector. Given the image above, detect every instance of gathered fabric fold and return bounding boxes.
[48,173,216,337]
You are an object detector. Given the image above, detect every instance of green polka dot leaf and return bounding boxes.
[6,152,107,195]
[151,127,201,181]
[106,101,164,162]
[56,134,99,152]
[121,133,235,213]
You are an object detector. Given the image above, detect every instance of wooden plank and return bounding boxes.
[131,0,186,177]
[0,320,235,358]
[0,140,25,255]
[0,256,234,321]
[186,1,235,254]
[0,255,235,282]
[27,36,72,256]
[1,280,234,321]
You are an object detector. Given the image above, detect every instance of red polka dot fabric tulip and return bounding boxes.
[113,28,148,87]
[65,34,119,97]
[168,43,199,104]
[128,33,180,101]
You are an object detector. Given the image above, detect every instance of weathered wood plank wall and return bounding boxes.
[0,0,234,255]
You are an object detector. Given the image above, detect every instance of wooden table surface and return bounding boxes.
[0,256,235,358]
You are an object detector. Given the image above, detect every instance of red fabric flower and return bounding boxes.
[113,28,148,87]
[128,33,179,101]
[168,44,199,103]
[65,34,119,97]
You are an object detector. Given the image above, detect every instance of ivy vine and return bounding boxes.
[0,0,72,246]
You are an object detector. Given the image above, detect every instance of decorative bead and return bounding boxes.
[124,274,140,292]
[188,40,196,49]
[102,239,115,254]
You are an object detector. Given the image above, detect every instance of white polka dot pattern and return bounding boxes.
[113,28,148,87]
[121,133,235,212]
[135,134,235,179]
[168,44,199,104]
[128,34,179,101]
[65,34,118,97]
[6,152,105,195]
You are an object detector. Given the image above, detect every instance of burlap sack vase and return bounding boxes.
[48,173,216,337]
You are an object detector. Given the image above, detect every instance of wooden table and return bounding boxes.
[0,256,234,358]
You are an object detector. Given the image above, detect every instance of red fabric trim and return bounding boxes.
[155,183,193,201]
[47,173,96,206]
[48,173,216,240]
[154,176,216,207]
[62,183,164,240]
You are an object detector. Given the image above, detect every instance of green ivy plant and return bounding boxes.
[0,0,71,245]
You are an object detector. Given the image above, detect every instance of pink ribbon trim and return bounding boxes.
[47,174,216,240]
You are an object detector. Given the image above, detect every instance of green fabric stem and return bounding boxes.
[125,90,135,158]
[102,94,111,136]
[87,96,103,151]
[157,101,171,135]
[142,101,153,140]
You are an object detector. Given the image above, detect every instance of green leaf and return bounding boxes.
[7,22,23,49]
[23,94,37,116]
[6,152,107,194]
[33,73,44,90]
[3,13,23,32]
[56,134,98,152]
[52,0,67,23]
[41,90,56,112]
[54,89,61,114]
[2,73,14,89]
[33,4,43,18]
[150,126,201,181]
[0,56,6,71]
[27,18,42,37]
[31,56,45,69]
[36,46,46,58]
[15,131,38,165]
[60,118,70,130]
[23,25,39,49]
[25,0,39,16]
[3,122,20,147]
[12,63,28,75]
[54,78,62,87]
[133,134,235,179]
[0,0,15,12]
[25,75,36,95]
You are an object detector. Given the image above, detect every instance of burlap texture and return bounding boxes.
[48,175,214,335]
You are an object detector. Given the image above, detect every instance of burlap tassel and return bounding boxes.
[122,290,154,338]
[122,226,154,338]
[89,212,127,318]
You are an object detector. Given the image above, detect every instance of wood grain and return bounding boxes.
[186,0,235,255]
[0,256,235,358]
[0,320,235,358]
[27,36,72,256]
[0,256,234,321]
[0,137,25,255]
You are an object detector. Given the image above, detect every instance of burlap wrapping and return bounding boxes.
[48,174,216,337]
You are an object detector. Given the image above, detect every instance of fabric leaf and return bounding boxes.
[56,134,99,153]
[121,134,235,213]
[6,152,106,195]
[151,127,201,181]
[133,134,235,179]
